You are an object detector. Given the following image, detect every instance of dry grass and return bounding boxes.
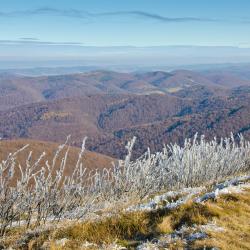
[194,188,250,250]
[0,227,26,248]
[49,200,223,248]
[157,215,172,234]
[0,227,51,250]
[53,212,154,247]
[50,240,84,250]
[170,201,220,230]
[1,185,249,249]
[155,187,250,249]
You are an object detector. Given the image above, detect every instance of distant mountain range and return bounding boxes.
[0,69,250,159]
[1,62,250,76]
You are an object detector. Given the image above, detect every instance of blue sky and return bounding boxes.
[1,0,250,46]
[0,0,250,67]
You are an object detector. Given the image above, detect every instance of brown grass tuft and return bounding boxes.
[170,201,220,230]
[157,215,173,234]
[53,212,153,245]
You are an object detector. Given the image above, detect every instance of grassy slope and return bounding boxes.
[0,139,115,175]
[2,183,249,249]
[52,187,250,249]
[195,189,250,250]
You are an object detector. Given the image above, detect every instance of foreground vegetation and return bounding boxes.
[0,134,250,248]
[1,186,250,249]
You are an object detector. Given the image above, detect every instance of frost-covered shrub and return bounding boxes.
[0,137,95,236]
[94,134,250,201]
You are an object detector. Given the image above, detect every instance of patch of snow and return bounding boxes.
[103,243,127,250]
[187,232,207,241]
[81,241,98,248]
[136,242,160,250]
[127,187,204,212]
[127,174,250,211]
[216,175,250,190]
[200,223,224,232]
[55,238,69,247]
[196,175,250,203]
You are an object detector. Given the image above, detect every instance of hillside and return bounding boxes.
[92,94,250,158]
[0,92,249,159]
[0,94,193,157]
[0,139,115,173]
[0,69,246,111]
[0,69,250,159]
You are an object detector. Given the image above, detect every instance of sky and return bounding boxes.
[0,0,250,68]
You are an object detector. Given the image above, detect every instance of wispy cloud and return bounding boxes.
[0,39,83,46]
[20,37,40,41]
[0,8,217,23]
[97,11,216,22]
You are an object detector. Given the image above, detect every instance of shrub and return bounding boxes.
[0,133,249,235]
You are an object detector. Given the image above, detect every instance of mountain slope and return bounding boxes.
[0,91,249,159]
[0,70,243,111]
[0,139,115,173]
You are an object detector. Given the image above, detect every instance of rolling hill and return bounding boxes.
[1,69,246,111]
[0,91,249,159]
[0,139,115,173]
[0,69,250,159]
[0,93,191,152]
